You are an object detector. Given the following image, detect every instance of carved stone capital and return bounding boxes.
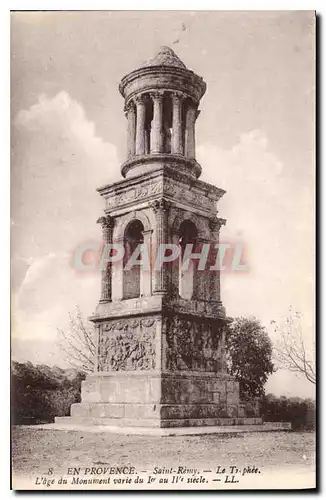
[171,91,185,104]
[149,90,165,101]
[124,100,136,115]
[97,215,114,229]
[209,216,226,232]
[134,93,147,105]
[149,198,171,215]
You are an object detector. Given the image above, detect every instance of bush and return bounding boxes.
[225,317,275,400]
[11,361,86,424]
[260,393,316,430]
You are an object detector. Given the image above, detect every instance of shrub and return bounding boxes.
[11,361,86,424]
[260,393,316,430]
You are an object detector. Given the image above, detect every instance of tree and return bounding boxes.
[11,361,86,424]
[57,306,95,373]
[225,317,275,400]
[271,307,315,385]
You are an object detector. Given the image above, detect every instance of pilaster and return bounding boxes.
[209,216,226,303]
[149,198,171,295]
[97,215,114,302]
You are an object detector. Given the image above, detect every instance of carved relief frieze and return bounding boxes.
[163,177,214,212]
[105,174,214,213]
[105,179,164,210]
[164,315,225,372]
[98,316,158,371]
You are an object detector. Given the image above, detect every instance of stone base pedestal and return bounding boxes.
[59,371,262,429]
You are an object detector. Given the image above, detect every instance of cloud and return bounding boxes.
[11,92,117,346]
[197,130,314,324]
[12,252,100,342]
[15,91,115,160]
[12,91,119,267]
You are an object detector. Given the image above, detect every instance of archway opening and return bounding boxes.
[123,219,144,299]
[178,220,198,300]
[163,95,172,153]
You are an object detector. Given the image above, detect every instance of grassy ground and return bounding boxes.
[12,427,315,490]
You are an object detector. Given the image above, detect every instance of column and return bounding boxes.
[145,127,151,154]
[171,92,183,154]
[141,229,153,296]
[150,198,170,294]
[135,95,146,155]
[97,215,114,302]
[194,237,210,300]
[150,91,164,153]
[185,102,198,159]
[125,101,136,158]
[111,236,124,301]
[209,216,225,302]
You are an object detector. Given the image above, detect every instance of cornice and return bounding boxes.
[120,153,202,179]
[119,65,206,101]
[97,162,225,201]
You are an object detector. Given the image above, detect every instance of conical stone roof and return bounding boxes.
[143,46,187,69]
[119,45,206,110]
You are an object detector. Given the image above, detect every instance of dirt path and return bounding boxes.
[12,427,315,490]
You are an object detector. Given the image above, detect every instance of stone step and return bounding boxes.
[55,415,263,428]
[70,402,248,420]
[43,419,292,436]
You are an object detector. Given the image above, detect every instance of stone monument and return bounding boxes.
[57,46,264,430]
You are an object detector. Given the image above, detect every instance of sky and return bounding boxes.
[11,11,315,397]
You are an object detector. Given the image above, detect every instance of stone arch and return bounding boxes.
[170,210,211,301]
[123,219,145,299]
[171,210,210,241]
[113,210,152,241]
[111,209,153,301]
